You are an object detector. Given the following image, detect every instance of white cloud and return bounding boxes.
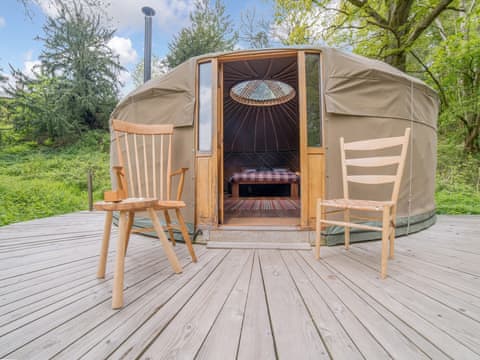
[108,36,138,65]
[23,60,42,77]
[37,0,60,18]
[118,69,132,84]
[0,16,6,28]
[106,0,195,32]
[36,0,195,33]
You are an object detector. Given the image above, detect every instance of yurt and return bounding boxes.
[111,47,438,245]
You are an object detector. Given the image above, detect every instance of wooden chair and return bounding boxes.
[315,128,411,279]
[95,119,197,309]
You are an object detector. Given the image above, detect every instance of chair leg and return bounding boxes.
[380,206,390,279]
[163,210,176,246]
[112,211,128,309]
[124,211,135,256]
[175,208,197,263]
[344,209,350,250]
[315,199,322,259]
[389,206,396,259]
[97,211,113,279]
[148,208,182,274]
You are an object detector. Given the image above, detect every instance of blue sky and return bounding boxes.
[0,0,274,94]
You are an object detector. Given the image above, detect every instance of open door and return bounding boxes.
[195,58,219,227]
[298,51,325,227]
[219,53,301,226]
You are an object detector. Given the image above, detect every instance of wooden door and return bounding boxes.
[298,51,325,227]
[195,59,219,227]
[217,62,224,224]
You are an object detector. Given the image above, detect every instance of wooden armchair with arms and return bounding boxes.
[315,128,411,279]
[95,119,197,309]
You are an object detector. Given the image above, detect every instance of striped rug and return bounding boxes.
[224,198,300,212]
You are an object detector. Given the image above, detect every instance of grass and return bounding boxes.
[0,130,111,226]
[435,140,480,214]
[0,131,479,226]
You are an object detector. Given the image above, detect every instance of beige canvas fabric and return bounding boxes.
[109,47,438,227]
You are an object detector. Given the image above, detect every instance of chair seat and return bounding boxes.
[319,198,394,211]
[94,198,159,211]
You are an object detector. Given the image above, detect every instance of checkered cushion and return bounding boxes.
[230,171,299,184]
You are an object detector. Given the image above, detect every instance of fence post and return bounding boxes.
[87,168,93,211]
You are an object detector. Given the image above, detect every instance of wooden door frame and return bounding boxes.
[217,51,304,226]
[298,51,308,227]
[298,50,326,228]
[217,62,224,224]
[194,58,219,228]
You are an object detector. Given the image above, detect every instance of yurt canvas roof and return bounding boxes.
[111,47,439,235]
[111,47,438,129]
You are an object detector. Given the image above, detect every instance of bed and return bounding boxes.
[229,169,300,199]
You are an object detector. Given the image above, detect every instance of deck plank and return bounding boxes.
[195,251,254,360]
[300,250,430,359]
[236,252,276,360]
[281,250,363,359]
[101,249,236,359]
[140,250,252,359]
[325,250,480,357]
[0,212,479,359]
[258,249,330,359]
[314,249,476,359]
[76,248,224,360]
[347,247,480,322]
[3,248,192,359]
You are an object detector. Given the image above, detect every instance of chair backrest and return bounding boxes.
[111,119,174,200]
[340,128,411,204]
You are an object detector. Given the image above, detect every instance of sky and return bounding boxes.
[0,0,274,95]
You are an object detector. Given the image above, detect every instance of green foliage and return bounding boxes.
[435,139,480,214]
[239,8,272,49]
[6,71,84,142]
[5,0,122,145]
[273,0,323,45]
[38,1,121,131]
[132,56,169,87]
[274,0,454,70]
[426,3,480,153]
[166,0,238,68]
[0,130,111,226]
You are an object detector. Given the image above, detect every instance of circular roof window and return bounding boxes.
[230,79,296,106]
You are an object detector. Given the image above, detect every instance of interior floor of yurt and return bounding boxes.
[223,195,301,225]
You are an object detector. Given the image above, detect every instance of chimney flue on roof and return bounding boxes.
[142,6,156,83]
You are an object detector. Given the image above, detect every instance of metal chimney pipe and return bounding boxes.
[142,6,156,83]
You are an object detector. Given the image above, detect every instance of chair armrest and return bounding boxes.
[170,167,189,177]
[104,166,128,202]
[170,167,189,200]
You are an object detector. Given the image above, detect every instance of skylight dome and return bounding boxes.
[230,80,295,106]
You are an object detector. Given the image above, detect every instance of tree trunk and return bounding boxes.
[464,124,479,153]
[385,51,407,72]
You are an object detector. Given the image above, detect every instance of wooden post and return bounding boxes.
[87,168,93,211]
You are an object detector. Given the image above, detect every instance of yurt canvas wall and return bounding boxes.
[108,47,439,242]
[110,59,198,223]
[321,48,438,244]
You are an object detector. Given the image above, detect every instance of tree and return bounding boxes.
[5,67,79,141]
[132,56,169,87]
[17,0,109,19]
[273,0,324,45]
[38,0,122,130]
[274,0,454,71]
[426,1,480,152]
[166,0,238,68]
[240,8,273,49]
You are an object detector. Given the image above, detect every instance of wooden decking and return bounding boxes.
[0,212,479,359]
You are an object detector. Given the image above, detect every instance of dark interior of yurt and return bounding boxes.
[222,56,301,223]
